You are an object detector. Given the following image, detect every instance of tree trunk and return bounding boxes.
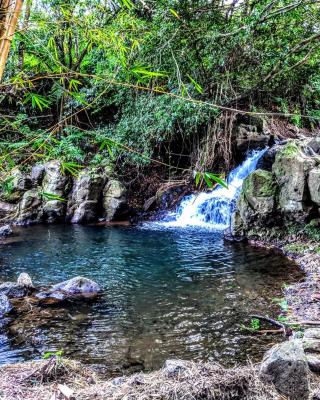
[0,0,24,82]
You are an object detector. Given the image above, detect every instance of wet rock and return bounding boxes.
[51,276,101,297]
[17,273,34,288]
[36,290,67,305]
[0,282,26,298]
[259,339,310,400]
[0,225,13,236]
[41,160,68,222]
[67,168,107,224]
[0,294,12,318]
[233,116,271,154]
[103,179,127,221]
[36,277,102,304]
[163,360,188,377]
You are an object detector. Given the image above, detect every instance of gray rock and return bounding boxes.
[0,282,27,298]
[112,377,126,386]
[41,160,68,222]
[11,168,32,192]
[304,328,320,340]
[273,141,315,212]
[103,179,127,221]
[51,276,101,297]
[306,354,320,373]
[259,339,310,400]
[308,168,320,206]
[0,225,13,236]
[302,338,320,353]
[67,168,107,224]
[234,118,270,153]
[0,294,12,318]
[163,360,188,377]
[36,290,66,304]
[16,188,42,224]
[17,273,34,288]
[0,201,17,221]
[31,164,45,185]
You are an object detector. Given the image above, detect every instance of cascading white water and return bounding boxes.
[159,149,267,230]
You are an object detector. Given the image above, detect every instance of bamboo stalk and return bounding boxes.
[0,0,24,82]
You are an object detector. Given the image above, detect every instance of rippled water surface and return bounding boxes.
[0,225,300,374]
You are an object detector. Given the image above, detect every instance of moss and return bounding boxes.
[243,169,277,198]
[283,243,309,254]
[279,141,300,158]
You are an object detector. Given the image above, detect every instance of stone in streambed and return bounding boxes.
[17,273,34,288]
[51,276,101,296]
[0,282,27,298]
[36,276,101,304]
[259,339,310,400]
[0,294,12,318]
[0,225,13,237]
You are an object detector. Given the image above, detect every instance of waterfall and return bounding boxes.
[158,149,267,230]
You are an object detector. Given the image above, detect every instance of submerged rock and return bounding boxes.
[0,294,12,318]
[0,225,13,237]
[0,282,26,298]
[17,273,34,288]
[260,339,310,400]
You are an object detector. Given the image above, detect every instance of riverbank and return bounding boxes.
[0,357,285,400]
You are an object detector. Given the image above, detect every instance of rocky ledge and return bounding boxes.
[0,161,128,225]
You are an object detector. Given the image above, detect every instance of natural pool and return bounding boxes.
[0,224,301,375]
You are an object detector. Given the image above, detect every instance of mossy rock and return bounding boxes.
[243,169,277,199]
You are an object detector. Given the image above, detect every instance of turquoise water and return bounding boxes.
[0,225,300,374]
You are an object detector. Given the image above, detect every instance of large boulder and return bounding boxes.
[308,168,320,206]
[0,294,12,318]
[10,168,32,192]
[36,276,101,304]
[51,276,101,296]
[41,160,68,222]
[259,339,310,400]
[231,169,277,236]
[272,141,315,213]
[67,168,107,223]
[103,179,127,221]
[16,188,42,224]
[31,164,45,186]
[302,328,320,373]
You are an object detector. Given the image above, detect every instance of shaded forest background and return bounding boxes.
[0,0,320,190]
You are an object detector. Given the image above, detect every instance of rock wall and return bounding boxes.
[0,161,128,225]
[232,138,320,238]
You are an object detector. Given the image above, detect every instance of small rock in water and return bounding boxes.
[0,225,13,237]
[17,273,34,288]
[0,282,26,298]
[0,294,12,318]
[51,276,101,297]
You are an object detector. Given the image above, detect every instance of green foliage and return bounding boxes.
[42,349,64,360]
[1,0,320,178]
[250,318,260,331]
[40,192,66,202]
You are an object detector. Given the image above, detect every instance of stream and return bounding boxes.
[0,224,300,375]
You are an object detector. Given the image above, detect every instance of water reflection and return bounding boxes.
[0,224,301,374]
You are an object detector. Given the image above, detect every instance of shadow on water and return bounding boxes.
[0,224,302,375]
